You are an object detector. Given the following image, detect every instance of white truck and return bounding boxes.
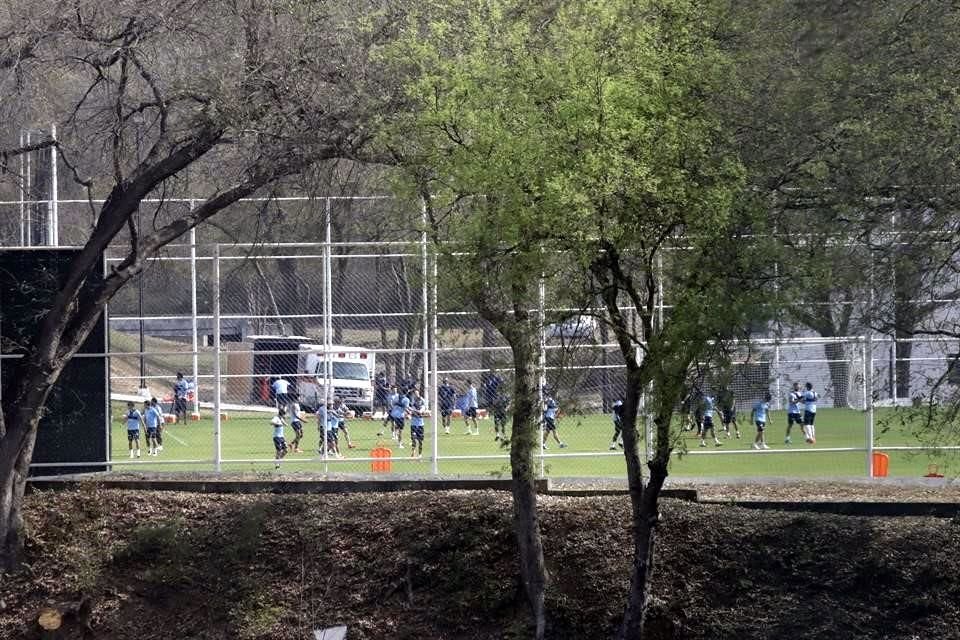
[297,345,376,412]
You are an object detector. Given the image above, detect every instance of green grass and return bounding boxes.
[109,405,957,478]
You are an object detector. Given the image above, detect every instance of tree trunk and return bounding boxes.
[894,337,913,400]
[0,434,36,571]
[618,374,671,640]
[824,342,849,407]
[505,329,549,640]
[277,258,307,337]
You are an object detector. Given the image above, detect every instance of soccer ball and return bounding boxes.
[806,437,815,444]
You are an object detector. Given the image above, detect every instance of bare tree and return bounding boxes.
[0,0,401,569]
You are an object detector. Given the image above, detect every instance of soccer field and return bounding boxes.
[108,405,955,478]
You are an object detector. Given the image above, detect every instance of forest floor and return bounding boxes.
[2,485,959,639]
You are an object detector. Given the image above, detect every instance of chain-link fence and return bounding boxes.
[4,196,960,478]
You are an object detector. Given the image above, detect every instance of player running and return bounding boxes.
[409,390,426,459]
[438,378,456,435]
[718,387,740,439]
[541,395,567,449]
[464,380,480,435]
[271,407,288,469]
[751,392,772,450]
[379,385,399,437]
[699,393,722,447]
[331,397,356,449]
[802,382,820,444]
[785,382,803,444]
[289,397,306,453]
[389,389,410,449]
[492,390,509,442]
[125,401,145,458]
[609,399,624,450]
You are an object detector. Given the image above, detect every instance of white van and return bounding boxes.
[297,345,376,412]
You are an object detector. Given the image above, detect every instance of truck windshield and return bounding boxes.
[316,362,370,381]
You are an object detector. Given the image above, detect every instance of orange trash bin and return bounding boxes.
[872,452,889,478]
[371,444,392,473]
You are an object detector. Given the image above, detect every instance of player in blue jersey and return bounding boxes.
[389,389,409,449]
[699,393,723,447]
[409,390,426,458]
[379,385,399,437]
[784,382,803,444]
[751,392,772,450]
[125,401,145,458]
[148,398,165,452]
[289,397,306,453]
[331,396,356,450]
[271,406,288,469]
[541,395,567,449]
[143,400,160,456]
[609,399,624,450]
[173,372,189,425]
[464,380,480,435]
[438,378,457,435]
[802,382,820,444]
[326,401,343,458]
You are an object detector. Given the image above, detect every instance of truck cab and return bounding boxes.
[297,345,375,412]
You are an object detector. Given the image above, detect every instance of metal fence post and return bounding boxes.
[538,274,546,478]
[189,214,200,416]
[212,243,222,472]
[865,334,874,477]
[425,202,440,475]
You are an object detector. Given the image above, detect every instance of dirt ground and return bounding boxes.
[3,486,959,639]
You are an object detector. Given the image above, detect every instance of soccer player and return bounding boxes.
[289,397,306,453]
[609,399,624,450]
[541,395,567,449]
[492,390,509,442]
[143,400,160,456]
[271,407,288,469]
[389,388,409,449]
[173,372,189,425]
[718,387,740,439]
[785,382,803,444]
[464,380,479,436]
[149,397,165,452]
[751,392,772,450]
[374,371,389,417]
[316,400,329,456]
[326,402,343,458]
[409,390,426,459]
[438,378,456,435]
[379,385,399,437]
[699,393,722,448]
[125,401,145,458]
[802,382,820,444]
[331,396,356,449]
[271,375,292,412]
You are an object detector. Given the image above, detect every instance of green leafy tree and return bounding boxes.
[386,1,772,637]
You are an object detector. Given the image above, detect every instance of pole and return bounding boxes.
[538,274,546,478]
[135,122,146,393]
[48,123,59,246]
[25,131,31,246]
[323,198,333,473]
[430,239,440,475]
[212,244,222,472]
[865,334,874,477]
[189,215,200,416]
[18,131,24,246]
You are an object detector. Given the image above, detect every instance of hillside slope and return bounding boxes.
[2,488,958,639]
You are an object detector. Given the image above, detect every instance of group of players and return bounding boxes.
[679,382,821,450]
[124,398,165,457]
[269,395,364,469]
